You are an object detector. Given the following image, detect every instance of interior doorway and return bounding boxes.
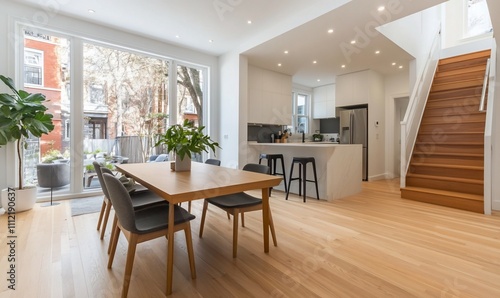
[394,97,409,177]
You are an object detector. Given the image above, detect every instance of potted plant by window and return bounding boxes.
[0,75,55,212]
[155,119,220,171]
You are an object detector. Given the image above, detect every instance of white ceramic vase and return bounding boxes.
[175,154,191,172]
[1,186,38,213]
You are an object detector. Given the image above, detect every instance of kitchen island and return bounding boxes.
[247,142,362,201]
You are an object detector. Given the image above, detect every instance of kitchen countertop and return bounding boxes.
[246,141,362,200]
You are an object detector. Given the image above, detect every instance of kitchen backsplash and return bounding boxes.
[247,124,285,143]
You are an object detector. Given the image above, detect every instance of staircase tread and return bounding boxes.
[411,163,483,170]
[415,141,484,145]
[417,131,483,135]
[401,186,483,201]
[406,173,484,185]
[413,151,484,157]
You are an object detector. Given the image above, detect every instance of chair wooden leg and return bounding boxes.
[241,212,245,227]
[268,208,277,247]
[184,223,196,279]
[108,215,118,254]
[188,201,192,213]
[97,198,106,231]
[108,224,121,269]
[199,200,209,238]
[232,209,239,258]
[100,200,112,240]
[226,212,231,220]
[122,234,138,298]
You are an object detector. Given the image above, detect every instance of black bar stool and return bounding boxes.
[286,157,319,202]
[258,153,287,195]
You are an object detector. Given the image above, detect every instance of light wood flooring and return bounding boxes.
[1,179,499,297]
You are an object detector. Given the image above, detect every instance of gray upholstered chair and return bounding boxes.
[204,158,221,166]
[102,173,196,297]
[37,163,70,188]
[93,161,165,241]
[199,163,277,258]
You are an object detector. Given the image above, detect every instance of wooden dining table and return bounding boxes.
[115,161,282,295]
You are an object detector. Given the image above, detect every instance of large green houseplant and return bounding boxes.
[0,75,55,211]
[155,119,220,171]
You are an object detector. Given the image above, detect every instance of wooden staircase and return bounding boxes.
[401,50,490,213]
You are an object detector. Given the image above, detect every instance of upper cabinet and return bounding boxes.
[248,65,292,125]
[335,70,372,107]
[312,84,335,119]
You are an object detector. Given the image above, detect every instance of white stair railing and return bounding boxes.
[400,31,441,188]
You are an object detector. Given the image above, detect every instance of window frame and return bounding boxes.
[24,48,44,87]
[292,91,311,134]
[463,0,493,39]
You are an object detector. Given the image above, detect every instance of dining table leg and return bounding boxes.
[166,204,175,295]
[262,188,270,253]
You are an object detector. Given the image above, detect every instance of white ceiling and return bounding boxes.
[14,0,447,88]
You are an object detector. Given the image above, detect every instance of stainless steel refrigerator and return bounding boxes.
[339,108,368,181]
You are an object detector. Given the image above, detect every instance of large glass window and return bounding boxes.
[176,64,206,162]
[465,0,492,37]
[22,30,71,197]
[18,25,210,197]
[292,92,310,133]
[82,43,170,188]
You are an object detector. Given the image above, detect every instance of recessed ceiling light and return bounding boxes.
[341,65,346,68]
[247,20,252,24]
[88,9,95,13]
[350,40,356,44]
[317,79,321,82]
[278,63,282,67]
[327,29,334,34]
[175,35,180,38]
[313,60,317,64]
[284,50,289,54]
[378,6,385,12]
[392,62,396,66]
[208,39,213,43]
[399,65,403,69]
[375,50,380,54]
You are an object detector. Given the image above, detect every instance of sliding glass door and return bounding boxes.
[82,43,170,188]
[22,29,72,197]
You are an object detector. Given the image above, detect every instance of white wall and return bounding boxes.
[384,72,410,179]
[218,52,241,168]
[368,70,386,181]
[0,1,219,191]
[378,5,442,93]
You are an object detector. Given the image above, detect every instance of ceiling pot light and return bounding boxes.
[378,6,385,12]
[88,9,95,13]
[327,29,334,34]
[284,50,289,54]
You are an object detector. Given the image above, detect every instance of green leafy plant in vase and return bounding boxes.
[0,75,55,212]
[155,119,220,171]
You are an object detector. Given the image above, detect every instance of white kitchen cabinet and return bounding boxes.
[335,70,371,107]
[247,65,292,125]
[312,84,335,119]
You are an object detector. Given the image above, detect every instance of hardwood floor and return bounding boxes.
[1,179,499,297]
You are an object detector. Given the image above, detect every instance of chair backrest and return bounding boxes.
[205,158,221,166]
[154,154,168,162]
[93,161,110,198]
[242,163,270,174]
[102,173,137,233]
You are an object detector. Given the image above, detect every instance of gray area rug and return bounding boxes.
[71,196,102,217]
